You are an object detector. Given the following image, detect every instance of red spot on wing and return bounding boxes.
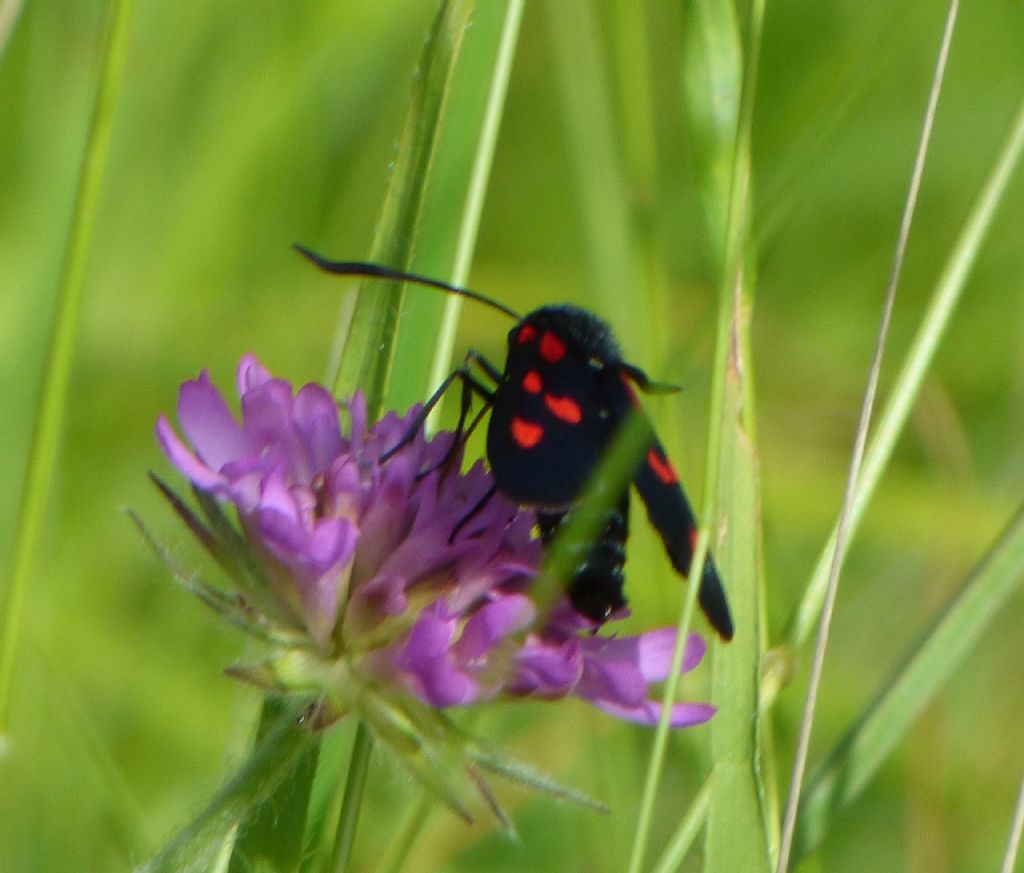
[517,325,537,345]
[522,370,542,394]
[689,527,698,551]
[544,393,582,424]
[647,447,679,485]
[539,331,567,363]
[511,416,544,449]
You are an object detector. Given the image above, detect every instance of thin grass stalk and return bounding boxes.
[1000,771,1024,873]
[784,7,1024,652]
[755,4,912,255]
[0,0,22,58]
[299,729,350,873]
[624,532,709,873]
[0,0,137,736]
[774,4,959,869]
[377,794,431,873]
[648,777,712,873]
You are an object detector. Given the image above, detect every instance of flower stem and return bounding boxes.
[331,721,374,873]
[0,0,137,736]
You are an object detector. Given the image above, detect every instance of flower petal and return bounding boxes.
[292,383,344,475]
[397,607,479,706]
[176,370,254,470]
[236,353,273,395]
[511,635,583,697]
[455,594,535,659]
[352,571,409,619]
[590,698,717,728]
[155,415,224,490]
[581,629,706,683]
[577,656,647,707]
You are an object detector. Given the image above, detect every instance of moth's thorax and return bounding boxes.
[505,305,622,376]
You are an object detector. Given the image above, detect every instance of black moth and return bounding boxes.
[296,246,734,641]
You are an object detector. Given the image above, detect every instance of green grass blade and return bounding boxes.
[705,365,770,872]
[295,4,522,870]
[227,698,319,873]
[138,701,315,873]
[388,0,524,415]
[703,0,771,869]
[791,502,1024,861]
[329,0,473,419]
[683,0,741,272]
[786,84,1024,650]
[423,0,523,414]
[627,0,769,869]
[257,6,476,869]
[0,0,138,736]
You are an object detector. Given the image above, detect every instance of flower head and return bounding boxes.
[155,354,713,731]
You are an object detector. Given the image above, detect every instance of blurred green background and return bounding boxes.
[2,1,1024,870]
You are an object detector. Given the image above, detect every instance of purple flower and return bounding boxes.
[156,354,713,729]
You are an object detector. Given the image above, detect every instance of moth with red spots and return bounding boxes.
[295,247,734,641]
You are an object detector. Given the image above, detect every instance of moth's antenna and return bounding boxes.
[293,245,522,321]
